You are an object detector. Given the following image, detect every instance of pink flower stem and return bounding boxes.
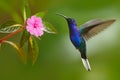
[0,25,25,43]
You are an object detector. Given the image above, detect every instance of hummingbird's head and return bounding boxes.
[56,13,76,25]
[66,18,76,24]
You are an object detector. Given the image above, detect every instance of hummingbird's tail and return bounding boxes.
[78,47,91,71]
[81,58,91,71]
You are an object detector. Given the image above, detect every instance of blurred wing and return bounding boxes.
[79,19,116,40]
[80,19,104,28]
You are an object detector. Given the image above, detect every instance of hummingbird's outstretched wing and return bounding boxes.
[79,19,116,40]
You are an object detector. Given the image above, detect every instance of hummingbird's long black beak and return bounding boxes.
[56,13,68,19]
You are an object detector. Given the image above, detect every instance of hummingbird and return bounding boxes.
[57,13,116,71]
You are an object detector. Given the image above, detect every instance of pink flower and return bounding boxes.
[26,16,44,37]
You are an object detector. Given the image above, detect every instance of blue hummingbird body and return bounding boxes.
[66,18,90,71]
[57,13,115,71]
[68,19,87,59]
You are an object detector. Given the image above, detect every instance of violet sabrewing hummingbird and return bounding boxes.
[57,13,116,71]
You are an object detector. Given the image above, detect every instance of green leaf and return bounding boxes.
[4,41,26,64]
[28,36,39,64]
[35,11,46,18]
[43,21,57,34]
[0,21,22,33]
[23,0,31,22]
[20,29,30,47]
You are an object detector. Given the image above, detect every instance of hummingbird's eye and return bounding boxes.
[70,19,72,22]
[67,18,75,24]
[68,18,74,22]
[71,19,74,22]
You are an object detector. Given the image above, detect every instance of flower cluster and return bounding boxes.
[0,1,57,65]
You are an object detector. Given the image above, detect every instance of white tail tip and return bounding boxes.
[81,58,91,71]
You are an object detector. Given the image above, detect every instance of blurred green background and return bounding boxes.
[0,0,120,80]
